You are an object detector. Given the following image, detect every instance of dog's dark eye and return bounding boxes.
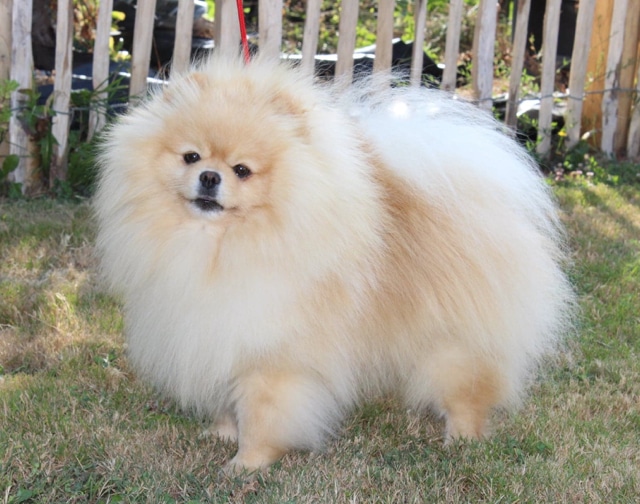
[183,152,201,165]
[233,164,252,179]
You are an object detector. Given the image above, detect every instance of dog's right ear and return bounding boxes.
[162,72,208,104]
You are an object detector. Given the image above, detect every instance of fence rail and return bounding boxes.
[1,0,639,194]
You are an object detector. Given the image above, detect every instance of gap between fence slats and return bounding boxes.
[373,0,395,75]
[259,0,284,60]
[566,0,596,150]
[472,0,497,111]
[130,0,157,98]
[505,0,531,129]
[89,0,113,140]
[601,0,629,156]
[335,0,359,82]
[536,0,561,156]
[410,0,428,86]
[441,0,463,92]
[172,0,196,74]
[301,0,321,76]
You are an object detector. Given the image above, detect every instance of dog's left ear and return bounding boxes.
[268,85,310,118]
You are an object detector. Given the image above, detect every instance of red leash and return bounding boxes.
[236,0,250,63]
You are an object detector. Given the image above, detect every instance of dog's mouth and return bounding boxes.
[191,196,224,212]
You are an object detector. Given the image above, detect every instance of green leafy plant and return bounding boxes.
[1,79,23,196]
[1,71,126,198]
[0,79,19,142]
[63,76,127,197]
[552,138,640,186]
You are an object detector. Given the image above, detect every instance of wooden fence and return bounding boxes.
[1,0,639,194]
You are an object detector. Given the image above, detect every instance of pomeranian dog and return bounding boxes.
[94,56,573,473]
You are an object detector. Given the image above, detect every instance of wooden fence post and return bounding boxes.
[472,0,497,111]
[259,0,284,61]
[301,0,321,76]
[410,0,428,87]
[600,0,629,156]
[441,0,464,92]
[536,0,561,157]
[505,0,531,129]
[8,0,38,193]
[50,0,74,185]
[566,0,596,150]
[373,0,395,76]
[88,0,113,139]
[129,0,158,99]
[582,0,613,148]
[172,0,195,75]
[335,0,359,82]
[614,0,640,156]
[628,54,640,158]
[214,0,241,57]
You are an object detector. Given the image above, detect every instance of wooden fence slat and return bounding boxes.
[628,58,640,158]
[536,0,562,156]
[172,0,195,74]
[259,0,284,60]
[129,0,158,98]
[566,0,597,149]
[441,0,464,92]
[335,0,359,82]
[373,0,395,75]
[8,0,36,192]
[505,0,532,129]
[613,0,639,155]
[472,0,498,111]
[50,0,74,184]
[301,0,321,76]
[410,0,428,86]
[88,0,113,139]
[600,0,629,156]
[214,0,241,57]
[582,1,613,148]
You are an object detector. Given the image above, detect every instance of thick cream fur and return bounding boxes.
[94,56,574,471]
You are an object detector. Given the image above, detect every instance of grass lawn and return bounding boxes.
[1,182,639,503]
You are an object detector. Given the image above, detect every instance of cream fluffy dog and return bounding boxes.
[94,56,573,472]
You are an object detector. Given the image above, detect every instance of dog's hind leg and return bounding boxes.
[440,374,497,441]
[440,355,506,441]
[408,347,507,441]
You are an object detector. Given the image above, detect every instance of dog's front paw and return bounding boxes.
[222,445,286,475]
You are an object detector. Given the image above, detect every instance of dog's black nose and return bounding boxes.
[199,171,221,189]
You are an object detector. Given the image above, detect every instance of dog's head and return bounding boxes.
[156,66,314,225]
